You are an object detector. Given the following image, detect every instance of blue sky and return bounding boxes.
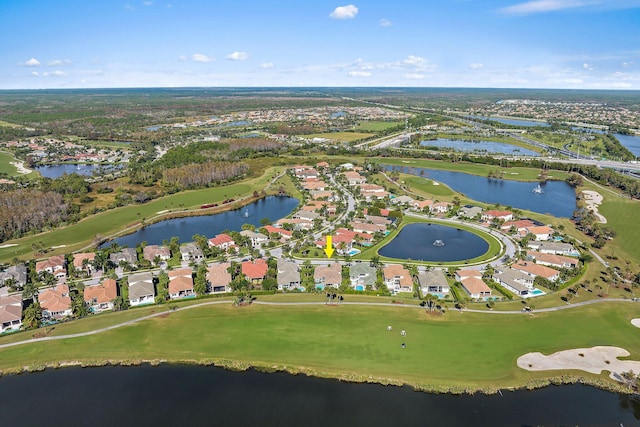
[1,0,639,89]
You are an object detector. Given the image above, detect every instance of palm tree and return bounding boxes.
[23,302,43,330]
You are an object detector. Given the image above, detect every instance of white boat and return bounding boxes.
[532,184,544,194]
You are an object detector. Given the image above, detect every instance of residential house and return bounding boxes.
[277,259,301,291]
[455,269,492,300]
[493,268,534,297]
[143,245,171,264]
[240,230,269,248]
[418,269,449,297]
[526,251,579,269]
[524,225,554,241]
[0,264,27,288]
[458,205,483,219]
[84,279,118,313]
[431,202,452,214]
[314,262,342,289]
[207,233,235,251]
[342,171,366,186]
[179,242,205,262]
[301,181,327,191]
[413,199,434,211]
[316,161,330,170]
[293,210,321,222]
[500,219,536,233]
[350,221,386,235]
[242,259,268,284]
[275,218,314,231]
[527,241,580,257]
[315,233,353,255]
[35,255,66,280]
[301,201,337,215]
[310,190,337,201]
[263,225,293,241]
[73,252,96,275]
[512,261,560,282]
[110,248,137,267]
[168,268,194,299]
[349,263,376,291]
[364,215,392,227]
[0,294,22,333]
[383,264,413,294]
[39,285,72,319]
[481,210,514,223]
[359,184,388,201]
[390,195,415,206]
[128,272,155,306]
[207,263,232,293]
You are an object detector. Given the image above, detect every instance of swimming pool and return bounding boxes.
[348,248,361,256]
[530,288,546,296]
[355,285,364,291]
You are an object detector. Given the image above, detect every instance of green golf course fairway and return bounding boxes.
[0,301,637,392]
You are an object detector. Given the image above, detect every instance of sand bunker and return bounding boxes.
[9,161,32,175]
[632,319,640,328]
[581,190,606,223]
[518,346,640,380]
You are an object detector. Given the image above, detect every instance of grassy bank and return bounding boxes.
[0,300,637,393]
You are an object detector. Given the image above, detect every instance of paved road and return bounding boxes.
[2,298,635,350]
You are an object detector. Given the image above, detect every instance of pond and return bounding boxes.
[106,196,298,248]
[467,115,551,127]
[379,223,489,262]
[614,133,640,158]
[387,165,577,218]
[36,163,117,179]
[0,365,636,426]
[420,138,539,156]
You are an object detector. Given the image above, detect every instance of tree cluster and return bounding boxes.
[0,189,71,242]
[162,162,249,189]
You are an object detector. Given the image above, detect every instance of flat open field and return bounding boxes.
[0,119,20,127]
[0,151,19,176]
[354,121,402,132]
[0,301,637,392]
[598,190,640,265]
[304,132,375,142]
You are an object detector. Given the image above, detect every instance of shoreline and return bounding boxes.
[1,358,636,397]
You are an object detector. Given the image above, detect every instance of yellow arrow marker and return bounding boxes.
[324,235,335,258]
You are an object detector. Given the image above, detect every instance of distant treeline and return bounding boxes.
[162,162,249,189]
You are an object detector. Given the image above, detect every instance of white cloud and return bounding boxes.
[42,70,67,77]
[31,72,39,77]
[227,51,249,61]
[403,55,425,67]
[260,62,274,69]
[143,1,153,5]
[500,0,592,15]
[24,58,41,67]
[405,73,425,79]
[330,5,358,19]
[622,61,634,68]
[469,63,484,70]
[582,63,594,70]
[192,53,214,63]
[348,71,371,77]
[48,59,71,67]
[379,18,392,27]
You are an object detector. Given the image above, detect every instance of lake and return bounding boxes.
[420,138,539,156]
[379,223,489,262]
[386,166,577,218]
[0,365,636,426]
[615,133,640,158]
[107,196,299,248]
[36,163,124,179]
[467,115,551,127]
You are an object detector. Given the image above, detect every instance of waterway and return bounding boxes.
[386,166,577,218]
[379,223,489,262]
[420,138,539,156]
[107,196,298,248]
[614,133,640,158]
[0,365,636,426]
[467,115,551,127]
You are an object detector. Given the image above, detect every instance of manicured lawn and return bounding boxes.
[303,132,375,142]
[353,121,402,132]
[0,301,637,391]
[380,158,570,182]
[399,174,455,198]
[0,151,19,176]
[598,193,640,265]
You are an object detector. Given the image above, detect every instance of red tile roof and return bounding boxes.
[242,259,268,280]
[84,279,118,305]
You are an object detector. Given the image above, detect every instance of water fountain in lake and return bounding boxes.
[532,184,544,194]
[432,240,445,247]
[244,209,249,217]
